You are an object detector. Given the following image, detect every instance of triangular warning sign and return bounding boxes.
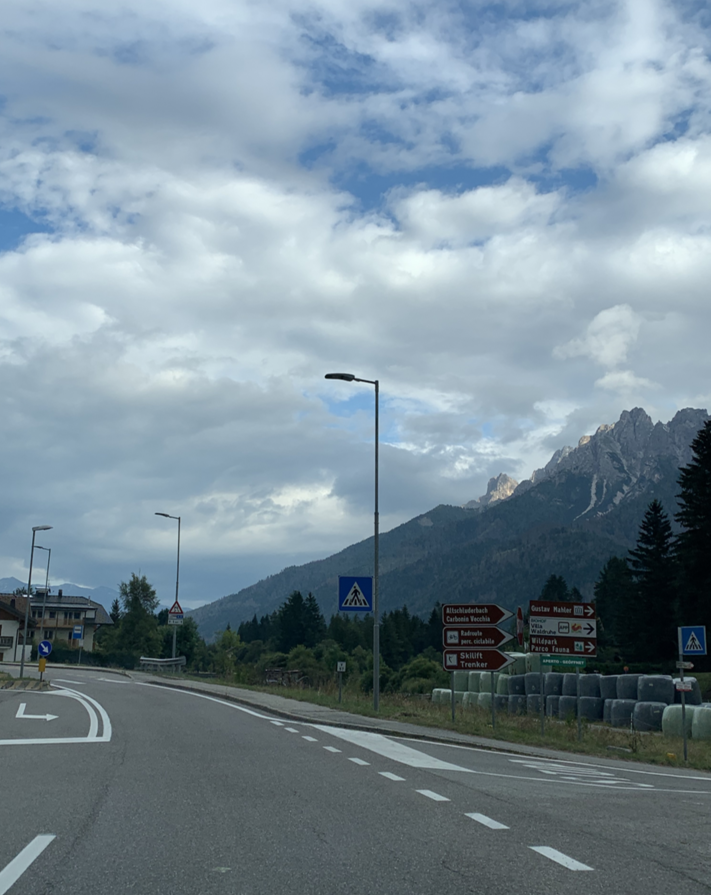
[684,631,703,652]
[342,583,369,608]
[169,600,183,615]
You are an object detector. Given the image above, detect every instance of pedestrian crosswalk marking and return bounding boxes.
[342,583,369,608]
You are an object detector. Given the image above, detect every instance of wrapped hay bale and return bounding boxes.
[603,700,612,724]
[508,694,527,715]
[432,688,449,705]
[478,692,493,711]
[527,694,543,714]
[633,701,666,732]
[496,675,510,695]
[494,694,508,711]
[579,674,601,698]
[610,699,636,727]
[579,696,604,721]
[462,692,477,709]
[562,673,579,697]
[616,674,641,700]
[507,653,527,675]
[662,704,695,738]
[479,673,499,693]
[468,671,482,693]
[546,695,561,717]
[508,674,526,696]
[558,695,578,720]
[691,706,711,741]
[600,675,618,700]
[524,672,542,695]
[544,672,563,696]
[637,675,674,705]
[453,671,470,692]
[673,677,702,706]
[454,690,466,704]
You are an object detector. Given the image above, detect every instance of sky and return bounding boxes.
[1,0,710,610]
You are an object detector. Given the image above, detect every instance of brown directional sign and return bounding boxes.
[443,627,513,649]
[528,601,595,619]
[442,603,513,627]
[529,635,597,656]
[443,649,515,672]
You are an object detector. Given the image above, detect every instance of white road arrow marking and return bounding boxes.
[15,703,58,722]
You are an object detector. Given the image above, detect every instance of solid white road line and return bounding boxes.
[0,835,56,895]
[302,736,318,742]
[323,746,341,753]
[465,813,509,830]
[529,846,593,871]
[416,790,450,802]
[348,757,370,766]
[379,772,405,781]
[53,679,84,685]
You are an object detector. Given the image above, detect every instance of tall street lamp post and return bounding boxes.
[19,525,52,676]
[34,545,52,645]
[325,372,380,711]
[155,512,181,659]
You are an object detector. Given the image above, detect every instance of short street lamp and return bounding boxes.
[155,512,181,659]
[19,525,53,677]
[325,372,381,711]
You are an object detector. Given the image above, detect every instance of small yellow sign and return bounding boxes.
[38,657,47,673]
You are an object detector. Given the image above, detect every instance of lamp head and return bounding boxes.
[325,373,355,381]
[155,512,170,518]
[32,525,52,532]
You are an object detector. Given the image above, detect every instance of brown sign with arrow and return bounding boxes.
[443,627,513,649]
[529,635,597,656]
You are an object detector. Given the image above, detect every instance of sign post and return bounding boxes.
[678,626,707,763]
[38,640,52,681]
[168,600,184,661]
[337,661,346,703]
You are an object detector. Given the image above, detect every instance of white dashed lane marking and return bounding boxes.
[270,720,284,726]
[302,736,318,742]
[465,813,509,830]
[416,790,450,802]
[529,847,593,871]
[323,746,341,753]
[348,757,370,766]
[284,727,299,733]
[379,772,405,781]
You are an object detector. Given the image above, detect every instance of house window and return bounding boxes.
[49,612,56,619]
[47,630,54,640]
[74,612,81,620]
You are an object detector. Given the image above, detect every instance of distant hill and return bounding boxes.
[189,407,708,641]
[0,577,117,612]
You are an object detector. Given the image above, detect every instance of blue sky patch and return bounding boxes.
[0,208,53,253]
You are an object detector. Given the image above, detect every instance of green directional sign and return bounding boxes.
[540,656,586,667]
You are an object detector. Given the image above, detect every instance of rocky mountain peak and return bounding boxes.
[463,472,519,510]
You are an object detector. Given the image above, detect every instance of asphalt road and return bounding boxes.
[2,668,711,894]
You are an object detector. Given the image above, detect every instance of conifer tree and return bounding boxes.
[675,420,711,628]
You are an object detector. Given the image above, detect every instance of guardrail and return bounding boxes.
[139,656,187,672]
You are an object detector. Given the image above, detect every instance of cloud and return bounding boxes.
[0,0,710,610]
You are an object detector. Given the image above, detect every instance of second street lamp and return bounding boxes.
[155,512,181,659]
[325,372,381,711]
[19,525,53,677]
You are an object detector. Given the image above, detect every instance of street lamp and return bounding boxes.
[325,372,380,710]
[19,525,53,677]
[155,512,181,659]
[34,545,51,645]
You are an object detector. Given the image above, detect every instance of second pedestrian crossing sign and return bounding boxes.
[679,625,707,655]
[338,576,373,612]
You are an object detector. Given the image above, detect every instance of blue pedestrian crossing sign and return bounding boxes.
[38,640,52,657]
[338,576,373,612]
[679,626,707,656]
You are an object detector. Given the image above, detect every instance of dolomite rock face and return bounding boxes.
[463,473,519,510]
[511,407,709,520]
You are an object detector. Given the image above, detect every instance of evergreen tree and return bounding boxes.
[109,598,122,624]
[627,500,677,663]
[539,575,569,602]
[276,591,308,652]
[302,593,327,647]
[593,556,634,652]
[676,420,711,628]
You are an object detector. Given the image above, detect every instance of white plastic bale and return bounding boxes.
[558,695,578,720]
[454,690,466,704]
[479,673,499,693]
[507,653,527,675]
[462,692,477,709]
[662,704,696,738]
[673,677,702,706]
[616,674,641,700]
[544,672,563,696]
[562,673,578,697]
[508,674,526,695]
[637,675,674,705]
[525,653,542,673]
[453,671,470,691]
[633,701,666,732]
[692,706,711,740]
[468,671,481,693]
[600,676,618,700]
[546,695,561,717]
[578,674,601,698]
[610,699,636,727]
[496,675,510,695]
[430,688,443,704]
[438,689,452,705]
[579,696,604,721]
[524,672,542,695]
[508,694,527,715]
[478,692,493,710]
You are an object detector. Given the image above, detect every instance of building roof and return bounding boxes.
[0,593,113,626]
[0,595,34,626]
